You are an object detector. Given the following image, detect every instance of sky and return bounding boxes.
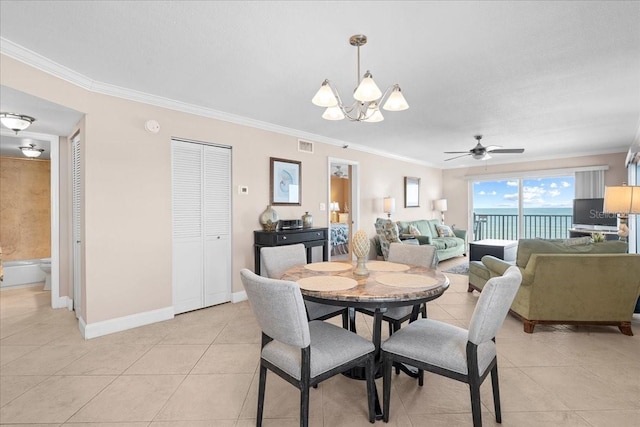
[473,176,575,210]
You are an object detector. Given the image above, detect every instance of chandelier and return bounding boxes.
[19,143,45,158]
[311,34,409,122]
[0,112,36,134]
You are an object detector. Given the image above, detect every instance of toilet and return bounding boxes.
[39,258,51,291]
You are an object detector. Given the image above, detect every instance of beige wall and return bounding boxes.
[0,157,51,261]
[442,152,628,233]
[1,54,443,327]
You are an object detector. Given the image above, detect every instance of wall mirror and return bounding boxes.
[405,176,420,208]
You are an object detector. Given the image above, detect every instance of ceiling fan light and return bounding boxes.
[353,72,382,102]
[311,81,338,107]
[322,106,345,121]
[0,112,36,134]
[382,86,409,111]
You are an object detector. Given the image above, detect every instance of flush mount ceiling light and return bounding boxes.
[312,34,409,122]
[0,112,36,134]
[19,143,45,158]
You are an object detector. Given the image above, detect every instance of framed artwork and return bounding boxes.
[405,176,420,208]
[270,157,302,206]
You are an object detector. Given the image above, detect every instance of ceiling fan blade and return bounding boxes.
[489,148,525,154]
[444,153,471,161]
[443,151,471,154]
[483,145,501,151]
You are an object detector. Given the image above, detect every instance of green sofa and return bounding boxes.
[468,239,640,335]
[396,219,467,262]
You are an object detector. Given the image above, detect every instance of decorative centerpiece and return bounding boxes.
[259,205,279,232]
[591,232,606,243]
[352,229,370,276]
[302,211,313,228]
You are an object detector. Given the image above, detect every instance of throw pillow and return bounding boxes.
[563,236,592,246]
[408,224,421,236]
[436,224,454,237]
[375,218,401,260]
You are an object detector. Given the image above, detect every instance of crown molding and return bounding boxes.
[1,37,435,169]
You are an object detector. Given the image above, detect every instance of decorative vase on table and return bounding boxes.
[302,211,313,228]
[259,205,279,232]
[352,230,370,276]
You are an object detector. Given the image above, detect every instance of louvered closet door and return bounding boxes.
[172,140,232,314]
[203,145,231,306]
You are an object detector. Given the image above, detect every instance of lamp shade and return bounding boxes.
[604,186,640,214]
[382,86,409,111]
[353,72,382,102]
[312,82,338,107]
[363,103,384,123]
[322,106,345,121]
[383,197,396,214]
[434,199,448,212]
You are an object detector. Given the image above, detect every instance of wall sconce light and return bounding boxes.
[383,197,396,218]
[1,112,36,134]
[433,198,448,223]
[604,184,640,241]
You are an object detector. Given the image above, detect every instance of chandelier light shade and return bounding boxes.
[0,112,36,134]
[19,143,45,158]
[312,34,409,122]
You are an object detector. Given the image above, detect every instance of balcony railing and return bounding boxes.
[473,213,573,240]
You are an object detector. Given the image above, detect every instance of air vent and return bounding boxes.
[298,139,314,154]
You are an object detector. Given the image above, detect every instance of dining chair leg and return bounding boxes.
[491,364,502,423]
[300,387,310,427]
[418,368,424,386]
[342,309,349,329]
[469,381,483,427]
[382,352,393,423]
[257,364,267,427]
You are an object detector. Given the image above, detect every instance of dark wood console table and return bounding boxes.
[253,227,329,275]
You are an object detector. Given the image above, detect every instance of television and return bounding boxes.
[572,198,617,230]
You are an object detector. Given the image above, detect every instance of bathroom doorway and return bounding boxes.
[0,129,62,307]
[328,158,359,261]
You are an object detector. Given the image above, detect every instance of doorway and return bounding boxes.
[328,158,359,260]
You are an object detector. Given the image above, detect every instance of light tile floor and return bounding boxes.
[1,257,639,426]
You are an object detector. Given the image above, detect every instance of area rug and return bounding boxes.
[442,263,469,275]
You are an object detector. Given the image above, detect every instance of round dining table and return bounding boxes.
[281,259,450,419]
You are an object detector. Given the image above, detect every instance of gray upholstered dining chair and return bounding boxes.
[240,269,376,427]
[358,243,438,335]
[261,244,349,328]
[381,266,523,426]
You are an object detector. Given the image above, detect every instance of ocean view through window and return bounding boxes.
[473,176,575,240]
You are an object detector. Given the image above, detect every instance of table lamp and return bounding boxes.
[433,198,448,223]
[603,184,640,242]
[383,197,395,218]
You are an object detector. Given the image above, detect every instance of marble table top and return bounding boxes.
[281,261,450,308]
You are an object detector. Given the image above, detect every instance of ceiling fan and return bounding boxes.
[444,135,525,161]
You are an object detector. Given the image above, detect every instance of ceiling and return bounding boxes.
[1,1,639,168]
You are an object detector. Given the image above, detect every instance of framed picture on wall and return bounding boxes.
[405,176,420,208]
[270,157,302,205]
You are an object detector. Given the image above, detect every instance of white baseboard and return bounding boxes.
[52,295,72,310]
[231,290,247,303]
[81,306,174,340]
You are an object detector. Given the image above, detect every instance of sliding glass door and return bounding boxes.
[472,175,575,241]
